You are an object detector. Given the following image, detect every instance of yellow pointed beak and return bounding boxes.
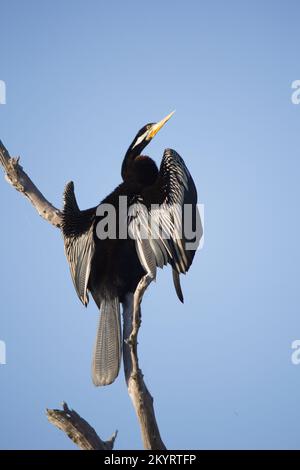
[146,110,175,140]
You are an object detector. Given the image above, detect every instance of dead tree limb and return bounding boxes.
[47,402,117,450]
[0,140,62,227]
[0,140,166,450]
[123,283,166,450]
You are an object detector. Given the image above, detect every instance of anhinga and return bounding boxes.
[61,112,202,386]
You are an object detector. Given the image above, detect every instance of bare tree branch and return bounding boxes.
[123,278,166,450]
[47,402,117,450]
[0,140,62,227]
[0,139,166,450]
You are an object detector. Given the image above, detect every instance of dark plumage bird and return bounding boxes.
[61,112,202,386]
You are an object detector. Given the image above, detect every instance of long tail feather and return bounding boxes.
[92,297,122,386]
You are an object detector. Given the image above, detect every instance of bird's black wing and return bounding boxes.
[128,148,202,302]
[61,182,96,306]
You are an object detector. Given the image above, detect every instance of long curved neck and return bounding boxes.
[121,147,140,181]
[121,151,159,187]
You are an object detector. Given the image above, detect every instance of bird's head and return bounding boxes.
[129,110,175,156]
[122,111,175,181]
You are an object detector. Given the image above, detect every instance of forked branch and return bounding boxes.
[47,402,117,450]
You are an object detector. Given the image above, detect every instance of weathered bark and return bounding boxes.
[0,140,62,227]
[0,140,166,450]
[47,402,117,450]
[123,281,166,450]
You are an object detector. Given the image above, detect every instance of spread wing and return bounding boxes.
[61,182,96,306]
[128,148,202,302]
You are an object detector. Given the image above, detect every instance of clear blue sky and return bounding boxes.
[1,0,300,450]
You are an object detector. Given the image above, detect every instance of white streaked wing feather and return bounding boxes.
[128,148,200,280]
